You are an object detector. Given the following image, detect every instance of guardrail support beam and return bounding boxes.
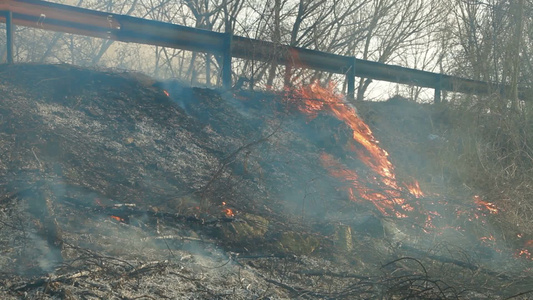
[222,32,232,89]
[5,11,14,64]
[434,88,441,103]
[346,57,356,100]
[434,75,442,103]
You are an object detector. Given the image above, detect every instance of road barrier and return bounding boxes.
[1,0,530,102]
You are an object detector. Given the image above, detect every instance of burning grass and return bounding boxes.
[0,64,532,298]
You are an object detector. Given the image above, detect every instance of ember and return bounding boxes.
[221,202,235,217]
[480,235,496,243]
[224,208,235,217]
[517,249,532,260]
[110,215,125,222]
[473,195,499,214]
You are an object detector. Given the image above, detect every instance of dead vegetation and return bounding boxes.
[0,64,533,299]
[358,95,533,249]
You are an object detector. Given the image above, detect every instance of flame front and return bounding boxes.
[290,82,530,262]
[406,181,425,198]
[295,82,422,218]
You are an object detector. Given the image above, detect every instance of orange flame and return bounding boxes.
[321,153,408,218]
[221,202,234,217]
[110,215,125,222]
[473,195,499,214]
[295,82,420,218]
[516,249,532,260]
[295,82,395,179]
[405,181,424,198]
[290,82,533,260]
[480,235,496,243]
[224,208,235,217]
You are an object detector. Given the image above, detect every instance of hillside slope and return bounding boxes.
[0,64,531,299]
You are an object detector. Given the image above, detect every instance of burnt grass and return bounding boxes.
[0,63,532,299]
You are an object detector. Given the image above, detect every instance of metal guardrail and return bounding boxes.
[1,0,530,102]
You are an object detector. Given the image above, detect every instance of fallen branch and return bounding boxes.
[504,290,533,300]
[62,199,235,227]
[399,244,511,280]
[292,270,371,280]
[263,277,326,299]
[13,269,99,292]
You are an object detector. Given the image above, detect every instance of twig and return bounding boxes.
[199,123,282,200]
[504,290,533,300]
[292,270,370,280]
[31,147,43,169]
[126,262,166,278]
[263,277,325,299]
[140,235,207,242]
[399,244,512,280]
[130,296,158,300]
[381,257,429,278]
[13,269,99,291]
[202,257,232,269]
[62,242,135,270]
[170,270,225,298]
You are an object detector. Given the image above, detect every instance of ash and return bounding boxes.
[0,64,531,299]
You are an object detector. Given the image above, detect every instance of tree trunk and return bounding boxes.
[267,0,281,89]
[510,0,525,111]
[285,0,304,87]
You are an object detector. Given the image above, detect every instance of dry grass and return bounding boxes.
[359,94,533,245]
[436,97,533,236]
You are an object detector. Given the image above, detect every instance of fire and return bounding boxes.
[110,215,125,222]
[290,82,533,260]
[221,202,235,217]
[518,240,533,260]
[480,235,496,243]
[224,208,235,217]
[405,181,424,198]
[516,249,532,260]
[295,82,394,179]
[295,82,421,218]
[320,153,408,218]
[473,195,499,214]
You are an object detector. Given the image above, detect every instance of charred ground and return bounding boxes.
[0,64,532,299]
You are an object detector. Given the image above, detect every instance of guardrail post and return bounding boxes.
[5,11,14,64]
[222,32,232,89]
[434,87,441,104]
[346,57,356,100]
[434,74,442,103]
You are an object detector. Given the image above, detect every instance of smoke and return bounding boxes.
[2,64,531,298]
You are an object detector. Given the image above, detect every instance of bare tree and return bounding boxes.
[450,0,532,111]
[355,0,446,101]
